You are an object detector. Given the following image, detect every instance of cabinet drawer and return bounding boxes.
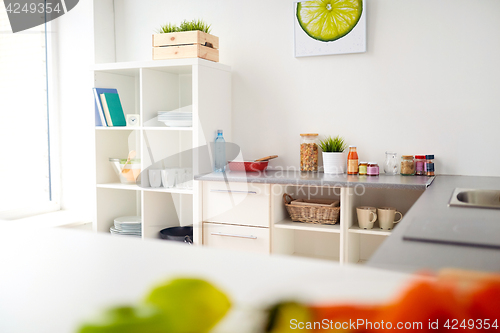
[203,181,270,227]
[203,223,270,254]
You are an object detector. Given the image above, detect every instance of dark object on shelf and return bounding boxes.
[159,226,193,244]
[283,193,340,225]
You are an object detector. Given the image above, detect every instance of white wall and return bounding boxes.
[53,0,95,215]
[108,0,500,176]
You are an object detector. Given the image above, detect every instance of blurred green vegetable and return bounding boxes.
[146,278,231,333]
[78,305,167,333]
[78,278,231,333]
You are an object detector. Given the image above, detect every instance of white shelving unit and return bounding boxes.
[93,59,231,244]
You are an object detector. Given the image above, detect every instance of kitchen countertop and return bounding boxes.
[195,170,435,190]
[368,175,500,273]
[0,228,415,333]
[196,171,500,272]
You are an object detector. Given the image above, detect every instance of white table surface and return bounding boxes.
[0,228,416,333]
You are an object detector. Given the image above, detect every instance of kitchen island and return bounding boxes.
[0,228,415,333]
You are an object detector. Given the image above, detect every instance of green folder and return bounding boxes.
[101,93,126,126]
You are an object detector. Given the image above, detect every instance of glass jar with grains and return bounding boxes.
[401,155,416,176]
[300,133,319,172]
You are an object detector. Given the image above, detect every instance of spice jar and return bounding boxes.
[415,155,426,176]
[358,162,368,176]
[300,133,319,171]
[425,155,435,176]
[401,155,416,176]
[367,162,379,176]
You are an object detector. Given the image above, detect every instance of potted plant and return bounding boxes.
[152,19,219,62]
[318,136,347,174]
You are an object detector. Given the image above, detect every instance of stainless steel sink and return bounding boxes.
[449,188,500,209]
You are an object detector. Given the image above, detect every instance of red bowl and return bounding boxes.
[227,161,269,172]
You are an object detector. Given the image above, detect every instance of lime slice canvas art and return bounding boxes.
[294,0,366,57]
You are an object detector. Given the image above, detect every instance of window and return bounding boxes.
[0,2,58,219]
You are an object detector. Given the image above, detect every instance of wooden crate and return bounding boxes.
[152,31,219,62]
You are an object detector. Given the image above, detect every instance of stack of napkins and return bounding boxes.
[109,216,141,237]
[158,105,192,127]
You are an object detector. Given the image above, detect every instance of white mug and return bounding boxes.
[175,168,186,188]
[148,169,162,188]
[377,207,403,230]
[161,169,176,188]
[356,206,377,229]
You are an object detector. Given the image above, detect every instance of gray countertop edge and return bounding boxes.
[194,171,435,190]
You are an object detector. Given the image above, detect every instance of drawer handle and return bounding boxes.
[210,232,257,239]
[210,190,257,194]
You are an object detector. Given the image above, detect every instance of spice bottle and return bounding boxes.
[300,134,319,172]
[425,155,435,176]
[347,146,359,175]
[401,155,416,176]
[367,162,379,176]
[358,162,368,176]
[415,155,426,176]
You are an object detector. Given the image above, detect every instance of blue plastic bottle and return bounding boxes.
[214,130,226,172]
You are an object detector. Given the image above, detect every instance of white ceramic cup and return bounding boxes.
[377,207,403,230]
[148,169,162,188]
[175,168,186,188]
[356,206,377,229]
[161,169,176,188]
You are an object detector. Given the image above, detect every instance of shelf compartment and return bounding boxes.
[274,219,340,234]
[95,130,141,184]
[348,226,391,236]
[272,228,340,263]
[143,191,192,239]
[141,68,192,127]
[346,233,387,264]
[94,71,139,119]
[96,187,141,234]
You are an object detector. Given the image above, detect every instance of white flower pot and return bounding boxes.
[322,152,346,174]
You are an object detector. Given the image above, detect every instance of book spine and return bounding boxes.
[100,94,113,126]
[93,89,107,126]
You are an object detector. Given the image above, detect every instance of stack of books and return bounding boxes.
[93,88,127,126]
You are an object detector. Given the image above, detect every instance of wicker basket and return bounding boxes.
[283,193,340,225]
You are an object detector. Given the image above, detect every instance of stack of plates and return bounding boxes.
[110,216,141,237]
[158,105,192,127]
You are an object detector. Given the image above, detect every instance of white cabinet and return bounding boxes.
[202,181,270,227]
[93,59,231,244]
[201,182,272,253]
[203,223,270,254]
